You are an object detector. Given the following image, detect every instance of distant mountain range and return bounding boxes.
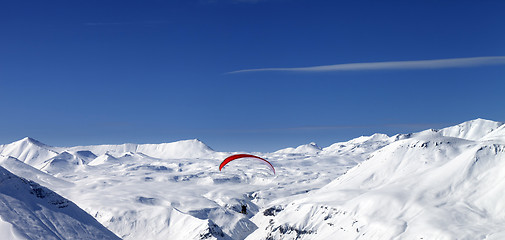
[0,118,504,239]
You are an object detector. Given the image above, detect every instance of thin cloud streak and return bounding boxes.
[227,56,505,74]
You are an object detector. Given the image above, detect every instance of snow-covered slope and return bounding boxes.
[275,142,322,155]
[481,124,505,142]
[88,153,119,166]
[440,118,504,140]
[39,151,89,174]
[322,133,393,156]
[1,118,504,239]
[0,166,120,240]
[248,120,505,240]
[0,155,72,189]
[68,139,216,159]
[0,137,59,168]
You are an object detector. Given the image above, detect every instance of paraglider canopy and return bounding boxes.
[219,154,275,174]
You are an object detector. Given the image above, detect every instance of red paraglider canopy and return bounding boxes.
[219,154,275,174]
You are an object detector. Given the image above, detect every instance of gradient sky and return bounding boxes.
[1,0,504,152]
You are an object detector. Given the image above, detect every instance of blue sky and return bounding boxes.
[1,0,504,152]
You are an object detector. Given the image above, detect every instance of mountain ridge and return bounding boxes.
[2,118,503,157]
[247,119,505,239]
[1,118,504,240]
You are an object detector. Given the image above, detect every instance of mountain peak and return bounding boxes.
[274,142,322,154]
[462,118,504,127]
[470,117,497,122]
[18,137,51,148]
[22,137,37,143]
[180,139,214,151]
[440,118,504,140]
[0,137,59,168]
[309,142,322,150]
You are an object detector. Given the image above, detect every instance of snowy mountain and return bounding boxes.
[68,139,216,159]
[322,133,393,156]
[247,120,505,240]
[0,166,120,240]
[481,124,505,142]
[39,151,89,174]
[275,142,322,155]
[88,153,119,166]
[0,155,72,189]
[0,137,59,168]
[440,118,504,140]
[0,118,504,239]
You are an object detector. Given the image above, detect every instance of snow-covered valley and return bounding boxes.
[1,118,504,239]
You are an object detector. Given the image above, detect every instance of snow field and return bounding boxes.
[0,118,504,239]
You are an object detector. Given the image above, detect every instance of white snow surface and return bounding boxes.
[66,139,216,159]
[0,118,504,239]
[439,118,504,140]
[275,142,322,155]
[0,165,120,240]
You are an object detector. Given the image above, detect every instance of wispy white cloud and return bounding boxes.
[227,56,505,74]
